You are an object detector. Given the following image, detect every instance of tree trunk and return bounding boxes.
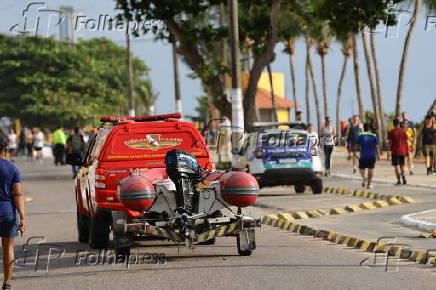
[370,29,388,150]
[305,49,311,124]
[395,0,421,116]
[243,0,281,132]
[361,30,382,139]
[351,33,364,120]
[165,19,231,118]
[306,37,322,134]
[287,43,298,119]
[336,53,349,138]
[267,64,278,122]
[320,53,329,118]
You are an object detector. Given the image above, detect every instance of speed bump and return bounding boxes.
[277,212,294,220]
[359,202,376,210]
[292,211,310,219]
[330,208,348,215]
[386,196,402,205]
[345,205,362,212]
[306,210,322,218]
[373,200,389,208]
[399,196,415,203]
[276,219,285,228]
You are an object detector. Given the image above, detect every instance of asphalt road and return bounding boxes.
[3,158,436,290]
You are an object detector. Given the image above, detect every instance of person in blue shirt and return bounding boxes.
[0,140,26,290]
[358,124,381,189]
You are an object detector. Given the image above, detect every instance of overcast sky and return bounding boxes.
[1,0,435,124]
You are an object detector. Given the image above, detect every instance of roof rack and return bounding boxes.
[100,113,182,124]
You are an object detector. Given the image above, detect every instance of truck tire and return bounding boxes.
[237,235,252,256]
[311,178,323,194]
[89,210,110,249]
[77,208,89,243]
[294,184,305,194]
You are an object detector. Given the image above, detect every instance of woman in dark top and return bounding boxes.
[420,115,435,175]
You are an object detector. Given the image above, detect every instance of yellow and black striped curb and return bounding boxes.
[324,187,416,204]
[263,215,436,265]
[264,192,414,224]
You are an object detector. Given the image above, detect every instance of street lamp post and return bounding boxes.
[126,32,135,117]
[229,0,244,169]
[172,42,182,114]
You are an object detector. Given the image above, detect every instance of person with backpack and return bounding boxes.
[67,127,86,179]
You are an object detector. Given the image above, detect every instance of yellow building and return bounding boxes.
[241,72,295,122]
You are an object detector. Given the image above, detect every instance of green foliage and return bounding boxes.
[0,35,156,128]
[315,0,402,38]
[195,96,209,123]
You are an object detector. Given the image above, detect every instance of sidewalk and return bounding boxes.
[328,150,436,189]
[401,209,436,232]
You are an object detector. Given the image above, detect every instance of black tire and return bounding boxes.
[294,184,306,194]
[114,239,130,258]
[311,178,323,194]
[77,208,89,243]
[89,211,110,249]
[198,238,216,245]
[237,235,252,256]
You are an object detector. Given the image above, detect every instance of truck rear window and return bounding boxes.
[101,130,209,161]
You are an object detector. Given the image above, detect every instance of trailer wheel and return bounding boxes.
[237,235,252,256]
[89,211,110,249]
[237,229,256,256]
[77,207,89,243]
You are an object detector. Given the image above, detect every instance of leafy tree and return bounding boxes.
[0,35,156,128]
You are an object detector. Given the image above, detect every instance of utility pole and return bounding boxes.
[126,32,135,117]
[229,0,244,168]
[172,42,182,114]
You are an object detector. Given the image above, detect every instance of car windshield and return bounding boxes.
[260,132,307,147]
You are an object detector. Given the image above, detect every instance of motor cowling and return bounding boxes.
[220,171,259,207]
[118,175,156,212]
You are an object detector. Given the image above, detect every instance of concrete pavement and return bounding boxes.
[2,157,436,289]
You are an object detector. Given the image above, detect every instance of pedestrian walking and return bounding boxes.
[345,115,363,174]
[419,115,435,175]
[320,117,336,176]
[32,128,44,162]
[0,140,26,290]
[67,128,86,179]
[7,130,17,162]
[358,124,381,189]
[402,120,415,175]
[53,126,66,166]
[295,111,308,130]
[24,129,33,162]
[388,119,408,185]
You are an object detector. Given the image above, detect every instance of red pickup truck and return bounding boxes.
[73,114,215,249]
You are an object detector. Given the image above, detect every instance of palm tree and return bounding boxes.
[316,26,333,118]
[306,36,322,134]
[335,36,352,137]
[283,39,298,119]
[395,0,422,115]
[361,30,382,134]
[351,33,365,120]
[267,64,278,122]
[370,29,388,149]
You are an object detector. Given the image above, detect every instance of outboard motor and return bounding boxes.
[165,149,203,214]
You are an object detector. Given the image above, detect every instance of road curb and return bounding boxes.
[330,173,436,190]
[400,209,436,232]
[262,214,436,266]
[269,187,415,221]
